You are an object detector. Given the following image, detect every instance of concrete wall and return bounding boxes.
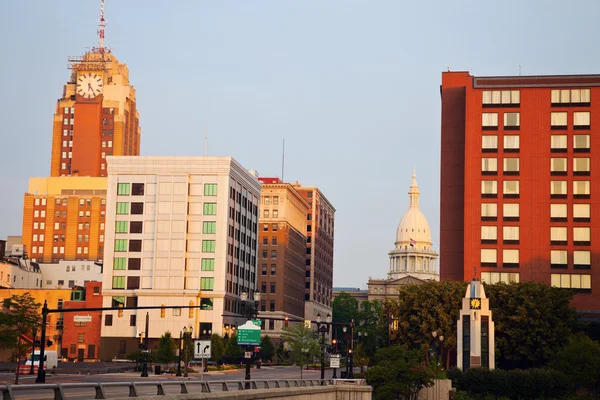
[418,379,452,400]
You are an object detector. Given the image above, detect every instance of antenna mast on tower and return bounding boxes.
[98,0,107,53]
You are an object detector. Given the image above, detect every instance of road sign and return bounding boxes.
[330,354,341,368]
[238,321,261,345]
[252,319,262,327]
[245,352,252,359]
[194,340,211,359]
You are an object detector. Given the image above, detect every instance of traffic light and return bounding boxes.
[284,316,289,327]
[332,338,337,350]
[118,305,123,318]
[46,340,53,347]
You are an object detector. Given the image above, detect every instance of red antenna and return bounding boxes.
[98,0,106,52]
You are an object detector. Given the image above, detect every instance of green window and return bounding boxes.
[201,277,214,291]
[203,221,216,234]
[116,202,129,214]
[114,239,128,252]
[203,203,217,215]
[112,276,125,289]
[202,240,216,253]
[115,221,128,233]
[117,183,130,195]
[113,258,127,270]
[201,258,215,271]
[204,184,217,196]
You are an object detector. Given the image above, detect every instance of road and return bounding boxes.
[0,366,343,399]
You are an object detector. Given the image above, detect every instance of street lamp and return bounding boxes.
[182,326,193,378]
[29,323,38,375]
[315,312,331,385]
[241,291,261,387]
[430,330,445,368]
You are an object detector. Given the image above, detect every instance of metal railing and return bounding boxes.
[0,379,334,400]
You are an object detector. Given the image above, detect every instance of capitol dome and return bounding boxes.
[395,168,432,248]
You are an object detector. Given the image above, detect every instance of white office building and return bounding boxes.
[100,156,261,360]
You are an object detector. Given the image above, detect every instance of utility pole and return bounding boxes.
[141,312,149,377]
[35,301,48,383]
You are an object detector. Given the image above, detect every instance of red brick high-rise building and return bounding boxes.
[440,71,599,313]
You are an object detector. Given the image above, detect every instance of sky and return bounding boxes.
[1,0,600,288]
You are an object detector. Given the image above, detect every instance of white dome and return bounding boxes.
[395,168,433,246]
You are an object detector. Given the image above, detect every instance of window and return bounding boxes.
[573,204,590,222]
[573,158,590,176]
[551,112,567,129]
[574,135,590,152]
[503,249,519,267]
[127,276,140,290]
[203,221,216,234]
[117,183,130,195]
[131,183,144,195]
[503,203,519,221]
[273,196,279,205]
[113,258,127,270]
[129,240,142,252]
[481,180,497,197]
[482,90,520,106]
[503,135,520,152]
[573,181,590,198]
[270,283,276,293]
[573,112,590,129]
[116,202,129,214]
[503,181,519,198]
[271,250,277,258]
[481,272,519,284]
[551,89,590,105]
[481,158,497,175]
[131,203,144,214]
[201,259,215,271]
[263,210,269,218]
[128,258,141,270]
[551,227,567,245]
[261,264,267,275]
[551,250,568,268]
[271,264,276,275]
[551,158,567,175]
[482,135,498,152]
[480,226,497,243]
[482,113,498,129]
[503,112,520,129]
[112,276,125,289]
[574,251,591,269]
[551,274,591,290]
[104,315,113,326]
[204,203,217,215]
[115,221,128,233]
[202,240,216,253]
[551,181,567,198]
[503,158,519,175]
[573,227,590,245]
[503,226,520,244]
[201,278,214,290]
[481,203,497,220]
[273,210,279,218]
[128,221,142,233]
[204,184,217,196]
[264,197,270,205]
[114,239,128,252]
[130,315,136,326]
[550,204,567,221]
[271,237,277,246]
[480,249,497,266]
[272,224,278,232]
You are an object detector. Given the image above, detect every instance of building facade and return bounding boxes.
[440,71,599,312]
[100,156,261,360]
[256,178,308,337]
[40,260,103,289]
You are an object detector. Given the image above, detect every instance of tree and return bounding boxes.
[550,332,600,396]
[259,335,275,362]
[332,292,358,342]
[210,333,225,363]
[357,300,386,357]
[281,323,320,379]
[366,345,435,400]
[223,334,243,362]
[353,343,369,373]
[155,331,176,366]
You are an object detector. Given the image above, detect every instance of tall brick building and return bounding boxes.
[440,71,599,313]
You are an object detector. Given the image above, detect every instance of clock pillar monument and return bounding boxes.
[456,278,495,370]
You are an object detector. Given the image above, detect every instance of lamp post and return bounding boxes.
[241,291,261,387]
[343,326,348,377]
[315,312,331,385]
[141,312,149,377]
[430,330,445,369]
[176,330,183,377]
[201,329,212,373]
[182,326,193,378]
[29,323,38,375]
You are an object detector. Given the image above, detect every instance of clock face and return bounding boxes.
[470,298,481,310]
[76,73,103,99]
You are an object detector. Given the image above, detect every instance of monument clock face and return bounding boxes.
[76,73,103,99]
[470,298,481,310]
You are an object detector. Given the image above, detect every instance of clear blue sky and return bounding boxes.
[1,0,599,288]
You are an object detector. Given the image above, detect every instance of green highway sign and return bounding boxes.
[252,319,262,327]
[238,321,261,345]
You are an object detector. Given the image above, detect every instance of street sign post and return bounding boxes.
[194,340,211,359]
[238,321,261,345]
[330,354,341,368]
[245,351,252,359]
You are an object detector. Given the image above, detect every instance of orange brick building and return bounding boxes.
[440,71,599,313]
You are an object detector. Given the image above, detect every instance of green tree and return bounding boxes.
[155,331,176,365]
[210,333,225,363]
[550,332,600,396]
[259,335,275,362]
[223,334,243,362]
[332,292,358,342]
[281,323,320,379]
[486,281,577,369]
[0,294,41,384]
[357,299,386,357]
[366,344,435,400]
[353,343,369,373]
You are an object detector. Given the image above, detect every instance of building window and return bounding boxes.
[503,181,519,198]
[573,158,590,176]
[129,240,142,252]
[202,240,216,253]
[261,264,267,275]
[481,203,497,221]
[503,226,520,244]
[503,135,519,152]
[204,184,217,196]
[550,204,567,222]
[115,221,128,233]
[271,264,276,275]
[272,223,278,231]
[551,274,591,291]
[503,158,519,175]
[117,183,130,195]
[573,204,590,222]
[201,278,214,290]
[480,226,497,244]
[551,250,568,268]
[573,227,590,246]
[482,90,520,106]
[130,315,136,326]
[271,250,277,258]
[551,89,590,106]
[113,258,127,270]
[573,181,590,199]
[128,258,141,270]
[482,113,498,130]
[574,135,590,152]
[503,113,520,129]
[131,203,144,214]
[130,221,143,233]
[481,135,498,152]
[203,221,216,234]
[201,259,215,271]
[573,111,590,129]
[201,298,214,310]
[112,276,125,289]
[270,283,276,293]
[131,183,144,196]
[481,272,519,284]
[263,210,269,218]
[481,180,497,198]
[116,202,129,214]
[104,315,113,326]
[273,210,278,218]
[204,203,217,215]
[480,249,497,266]
[127,276,140,290]
[503,203,519,221]
[550,158,567,175]
[551,181,568,198]
[551,112,568,129]
[114,239,128,252]
[481,158,497,175]
[574,251,591,269]
[271,237,277,246]
[502,249,519,267]
[264,197,270,205]
[550,227,567,245]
